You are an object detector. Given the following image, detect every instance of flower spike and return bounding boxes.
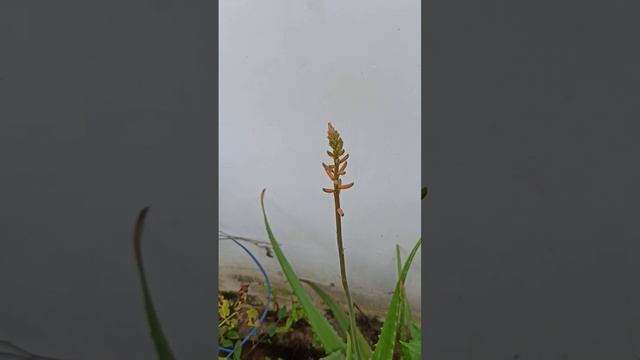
[323,122,354,195]
[322,122,361,356]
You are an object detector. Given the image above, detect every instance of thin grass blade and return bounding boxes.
[132,207,176,360]
[396,245,410,359]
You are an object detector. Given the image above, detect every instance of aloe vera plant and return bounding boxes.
[259,123,422,359]
[132,123,422,359]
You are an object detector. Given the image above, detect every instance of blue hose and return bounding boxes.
[219,239,272,359]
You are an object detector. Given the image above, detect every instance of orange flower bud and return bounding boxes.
[322,188,334,193]
[339,154,349,163]
[328,122,336,134]
[336,208,344,216]
[340,182,354,190]
[322,163,335,180]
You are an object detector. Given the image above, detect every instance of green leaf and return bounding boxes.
[267,326,276,337]
[409,323,421,342]
[396,246,408,343]
[246,307,259,327]
[233,340,243,360]
[371,237,422,360]
[302,279,373,358]
[399,338,421,360]
[219,297,231,319]
[219,325,228,336]
[396,245,414,345]
[226,330,240,340]
[291,303,305,321]
[400,323,422,360]
[260,190,345,353]
[284,314,295,329]
[277,306,288,321]
[402,323,422,359]
[321,350,346,360]
[132,207,177,360]
[275,325,289,334]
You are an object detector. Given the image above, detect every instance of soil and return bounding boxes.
[218,283,400,360]
[219,308,385,360]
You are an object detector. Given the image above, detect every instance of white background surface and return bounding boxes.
[219,0,421,309]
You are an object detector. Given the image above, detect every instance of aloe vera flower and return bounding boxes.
[322,123,354,216]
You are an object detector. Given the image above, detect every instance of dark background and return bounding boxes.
[0,1,217,359]
[2,0,640,359]
[423,1,640,359]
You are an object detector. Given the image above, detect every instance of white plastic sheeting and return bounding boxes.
[220,0,421,312]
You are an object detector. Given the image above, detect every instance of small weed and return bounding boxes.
[218,284,260,356]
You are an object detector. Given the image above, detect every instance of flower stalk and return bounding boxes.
[323,122,361,358]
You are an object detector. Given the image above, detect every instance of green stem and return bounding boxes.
[333,186,361,359]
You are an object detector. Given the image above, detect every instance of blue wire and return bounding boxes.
[220,239,272,359]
